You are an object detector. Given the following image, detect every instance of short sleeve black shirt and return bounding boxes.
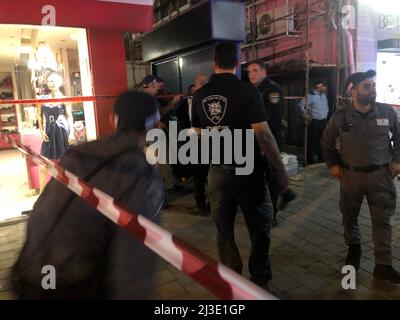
[191,73,267,171]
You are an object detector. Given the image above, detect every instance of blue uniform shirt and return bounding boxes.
[298,90,329,120]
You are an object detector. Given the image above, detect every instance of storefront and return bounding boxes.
[356,0,400,105]
[0,0,153,221]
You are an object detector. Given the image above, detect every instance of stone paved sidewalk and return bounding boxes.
[1,164,400,300]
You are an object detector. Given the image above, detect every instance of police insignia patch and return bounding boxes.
[269,92,280,104]
[202,95,227,125]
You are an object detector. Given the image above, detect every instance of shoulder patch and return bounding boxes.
[268,92,281,104]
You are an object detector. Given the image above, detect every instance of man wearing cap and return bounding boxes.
[12,91,164,298]
[322,70,400,283]
[298,80,329,164]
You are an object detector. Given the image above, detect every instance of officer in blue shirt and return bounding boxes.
[298,80,329,164]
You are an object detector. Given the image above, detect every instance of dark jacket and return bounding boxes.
[257,78,285,151]
[12,132,164,299]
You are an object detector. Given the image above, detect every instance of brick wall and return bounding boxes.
[242,0,338,66]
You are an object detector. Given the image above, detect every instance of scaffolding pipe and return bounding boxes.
[336,0,342,109]
[304,0,310,166]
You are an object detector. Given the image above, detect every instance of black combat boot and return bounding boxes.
[373,265,400,284]
[345,244,361,270]
[277,188,297,211]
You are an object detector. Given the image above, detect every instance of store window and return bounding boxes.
[0,24,93,221]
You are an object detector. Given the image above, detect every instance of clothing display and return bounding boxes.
[40,98,70,159]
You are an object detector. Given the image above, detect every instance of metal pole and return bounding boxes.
[251,0,257,60]
[336,0,342,110]
[304,0,310,166]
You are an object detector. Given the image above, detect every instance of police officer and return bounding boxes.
[247,60,285,150]
[299,80,329,164]
[247,60,296,227]
[322,70,400,283]
[191,42,288,288]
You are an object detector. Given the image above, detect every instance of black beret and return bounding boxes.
[345,70,376,93]
[114,91,160,132]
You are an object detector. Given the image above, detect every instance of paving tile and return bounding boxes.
[296,274,327,291]
[156,281,188,299]
[286,286,319,300]
[279,264,308,278]
[306,262,339,278]
[269,275,301,292]
[184,282,211,299]
[156,269,177,286]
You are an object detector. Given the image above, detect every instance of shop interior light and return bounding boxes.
[179,57,183,68]
[19,46,33,54]
[36,41,57,70]
[27,59,38,70]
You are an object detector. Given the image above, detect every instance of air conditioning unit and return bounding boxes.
[257,5,294,39]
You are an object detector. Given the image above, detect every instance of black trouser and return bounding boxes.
[307,119,326,164]
[208,165,273,281]
[193,164,209,208]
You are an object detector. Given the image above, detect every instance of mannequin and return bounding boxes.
[37,72,74,192]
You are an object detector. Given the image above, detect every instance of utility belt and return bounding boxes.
[340,161,388,173]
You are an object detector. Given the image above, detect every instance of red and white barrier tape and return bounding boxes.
[0,95,306,106]
[0,96,117,106]
[0,133,277,300]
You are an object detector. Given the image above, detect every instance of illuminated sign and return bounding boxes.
[379,14,400,31]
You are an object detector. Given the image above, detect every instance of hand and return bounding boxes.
[389,162,400,178]
[172,94,184,105]
[41,132,49,142]
[68,137,75,145]
[277,169,289,194]
[329,164,344,179]
[303,114,312,125]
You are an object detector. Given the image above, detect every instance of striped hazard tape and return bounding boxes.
[0,96,117,105]
[0,133,277,300]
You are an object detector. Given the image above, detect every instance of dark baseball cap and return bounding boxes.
[345,70,376,93]
[142,74,157,87]
[114,91,160,132]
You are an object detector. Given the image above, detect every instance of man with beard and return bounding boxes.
[322,70,400,283]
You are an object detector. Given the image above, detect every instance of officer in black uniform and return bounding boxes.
[191,42,288,288]
[248,60,296,227]
[247,61,285,150]
[322,70,400,283]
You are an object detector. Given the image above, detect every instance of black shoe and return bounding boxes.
[373,265,400,284]
[345,244,361,270]
[277,189,297,211]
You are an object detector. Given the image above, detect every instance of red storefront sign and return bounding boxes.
[0,0,153,31]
